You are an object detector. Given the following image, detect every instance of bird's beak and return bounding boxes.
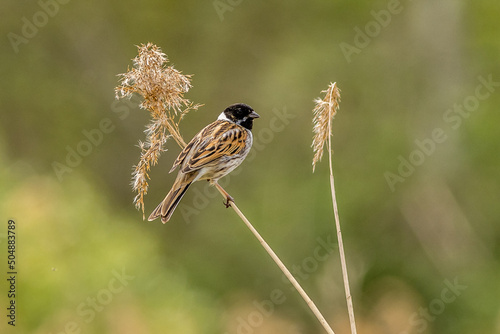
[249,111,260,119]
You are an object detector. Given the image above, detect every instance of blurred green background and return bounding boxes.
[1,0,500,333]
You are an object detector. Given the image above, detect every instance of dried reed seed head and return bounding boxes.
[115,43,193,119]
[312,82,341,172]
[114,43,201,217]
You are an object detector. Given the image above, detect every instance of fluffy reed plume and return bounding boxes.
[312,82,341,172]
[312,82,358,334]
[115,43,201,217]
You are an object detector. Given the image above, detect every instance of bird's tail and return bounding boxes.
[148,180,192,223]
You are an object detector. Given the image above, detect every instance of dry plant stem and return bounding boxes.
[328,118,357,334]
[118,43,336,333]
[214,186,335,334]
[162,114,186,148]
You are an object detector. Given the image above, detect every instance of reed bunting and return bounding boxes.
[148,103,260,223]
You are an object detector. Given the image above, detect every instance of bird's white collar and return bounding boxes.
[217,112,231,122]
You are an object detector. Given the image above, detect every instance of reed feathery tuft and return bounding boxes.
[115,43,202,217]
[312,82,341,172]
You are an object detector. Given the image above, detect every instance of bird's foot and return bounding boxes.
[223,195,234,208]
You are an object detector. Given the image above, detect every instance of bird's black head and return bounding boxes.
[222,103,260,130]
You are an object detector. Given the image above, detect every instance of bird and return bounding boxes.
[148,103,260,223]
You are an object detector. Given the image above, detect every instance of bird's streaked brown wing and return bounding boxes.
[170,120,248,174]
[169,136,196,173]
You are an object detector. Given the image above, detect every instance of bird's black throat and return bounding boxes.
[238,117,255,131]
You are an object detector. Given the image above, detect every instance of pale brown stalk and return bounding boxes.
[116,43,336,334]
[312,82,358,334]
[214,187,335,334]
